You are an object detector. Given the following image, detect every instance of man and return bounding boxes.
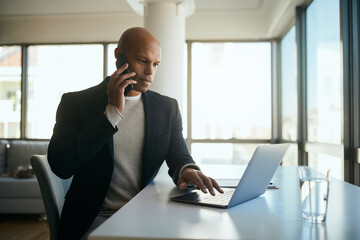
[48,27,223,240]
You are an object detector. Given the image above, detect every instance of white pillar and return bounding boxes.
[144,1,186,112]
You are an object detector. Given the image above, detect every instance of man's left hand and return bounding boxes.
[178,168,224,196]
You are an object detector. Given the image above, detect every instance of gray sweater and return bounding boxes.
[102,94,144,210]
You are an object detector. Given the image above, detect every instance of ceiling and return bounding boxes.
[0,0,305,17]
[195,0,264,11]
[0,0,308,42]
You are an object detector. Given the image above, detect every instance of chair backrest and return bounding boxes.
[31,154,72,240]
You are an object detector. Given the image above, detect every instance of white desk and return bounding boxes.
[89,165,360,240]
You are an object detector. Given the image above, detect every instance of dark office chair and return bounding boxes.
[31,154,72,240]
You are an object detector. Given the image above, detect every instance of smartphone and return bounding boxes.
[116,53,133,96]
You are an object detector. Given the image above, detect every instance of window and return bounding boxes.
[281,26,297,142]
[107,44,117,76]
[305,0,342,179]
[192,143,259,165]
[0,46,21,138]
[281,144,298,166]
[189,42,272,164]
[27,45,104,139]
[308,152,342,179]
[306,0,341,145]
[191,42,272,140]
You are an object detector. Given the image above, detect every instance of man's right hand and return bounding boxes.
[107,63,137,113]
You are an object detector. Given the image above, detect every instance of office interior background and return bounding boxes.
[0,0,359,186]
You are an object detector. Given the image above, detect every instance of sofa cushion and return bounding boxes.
[0,140,9,174]
[0,199,45,214]
[6,140,49,173]
[0,177,42,198]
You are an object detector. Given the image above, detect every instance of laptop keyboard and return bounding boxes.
[199,189,235,204]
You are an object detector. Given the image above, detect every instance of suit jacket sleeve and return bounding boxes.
[48,90,116,179]
[165,99,196,185]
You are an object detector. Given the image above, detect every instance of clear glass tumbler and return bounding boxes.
[298,167,330,223]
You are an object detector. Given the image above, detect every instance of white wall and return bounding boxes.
[186,11,270,41]
[0,13,143,44]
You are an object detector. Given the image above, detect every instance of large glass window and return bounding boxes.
[191,42,272,140]
[0,46,21,138]
[281,26,297,142]
[107,44,117,76]
[189,42,272,165]
[27,45,103,139]
[281,144,298,166]
[305,0,342,179]
[308,153,342,179]
[192,143,258,165]
[306,0,341,144]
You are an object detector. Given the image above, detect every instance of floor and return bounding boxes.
[0,214,49,240]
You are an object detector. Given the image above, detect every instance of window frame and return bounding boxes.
[0,42,116,140]
[295,0,344,180]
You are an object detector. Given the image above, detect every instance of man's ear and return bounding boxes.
[114,47,121,59]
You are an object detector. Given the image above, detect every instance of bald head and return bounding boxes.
[117,27,160,55]
[114,27,161,95]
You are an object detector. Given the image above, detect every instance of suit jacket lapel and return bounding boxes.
[95,77,110,114]
[96,77,115,159]
[142,91,156,187]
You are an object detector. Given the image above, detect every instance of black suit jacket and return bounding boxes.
[48,77,194,239]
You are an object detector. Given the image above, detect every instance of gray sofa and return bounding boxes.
[0,139,49,214]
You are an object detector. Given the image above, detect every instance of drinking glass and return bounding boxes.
[298,167,330,223]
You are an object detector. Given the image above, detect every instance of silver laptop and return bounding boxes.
[170,144,289,208]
